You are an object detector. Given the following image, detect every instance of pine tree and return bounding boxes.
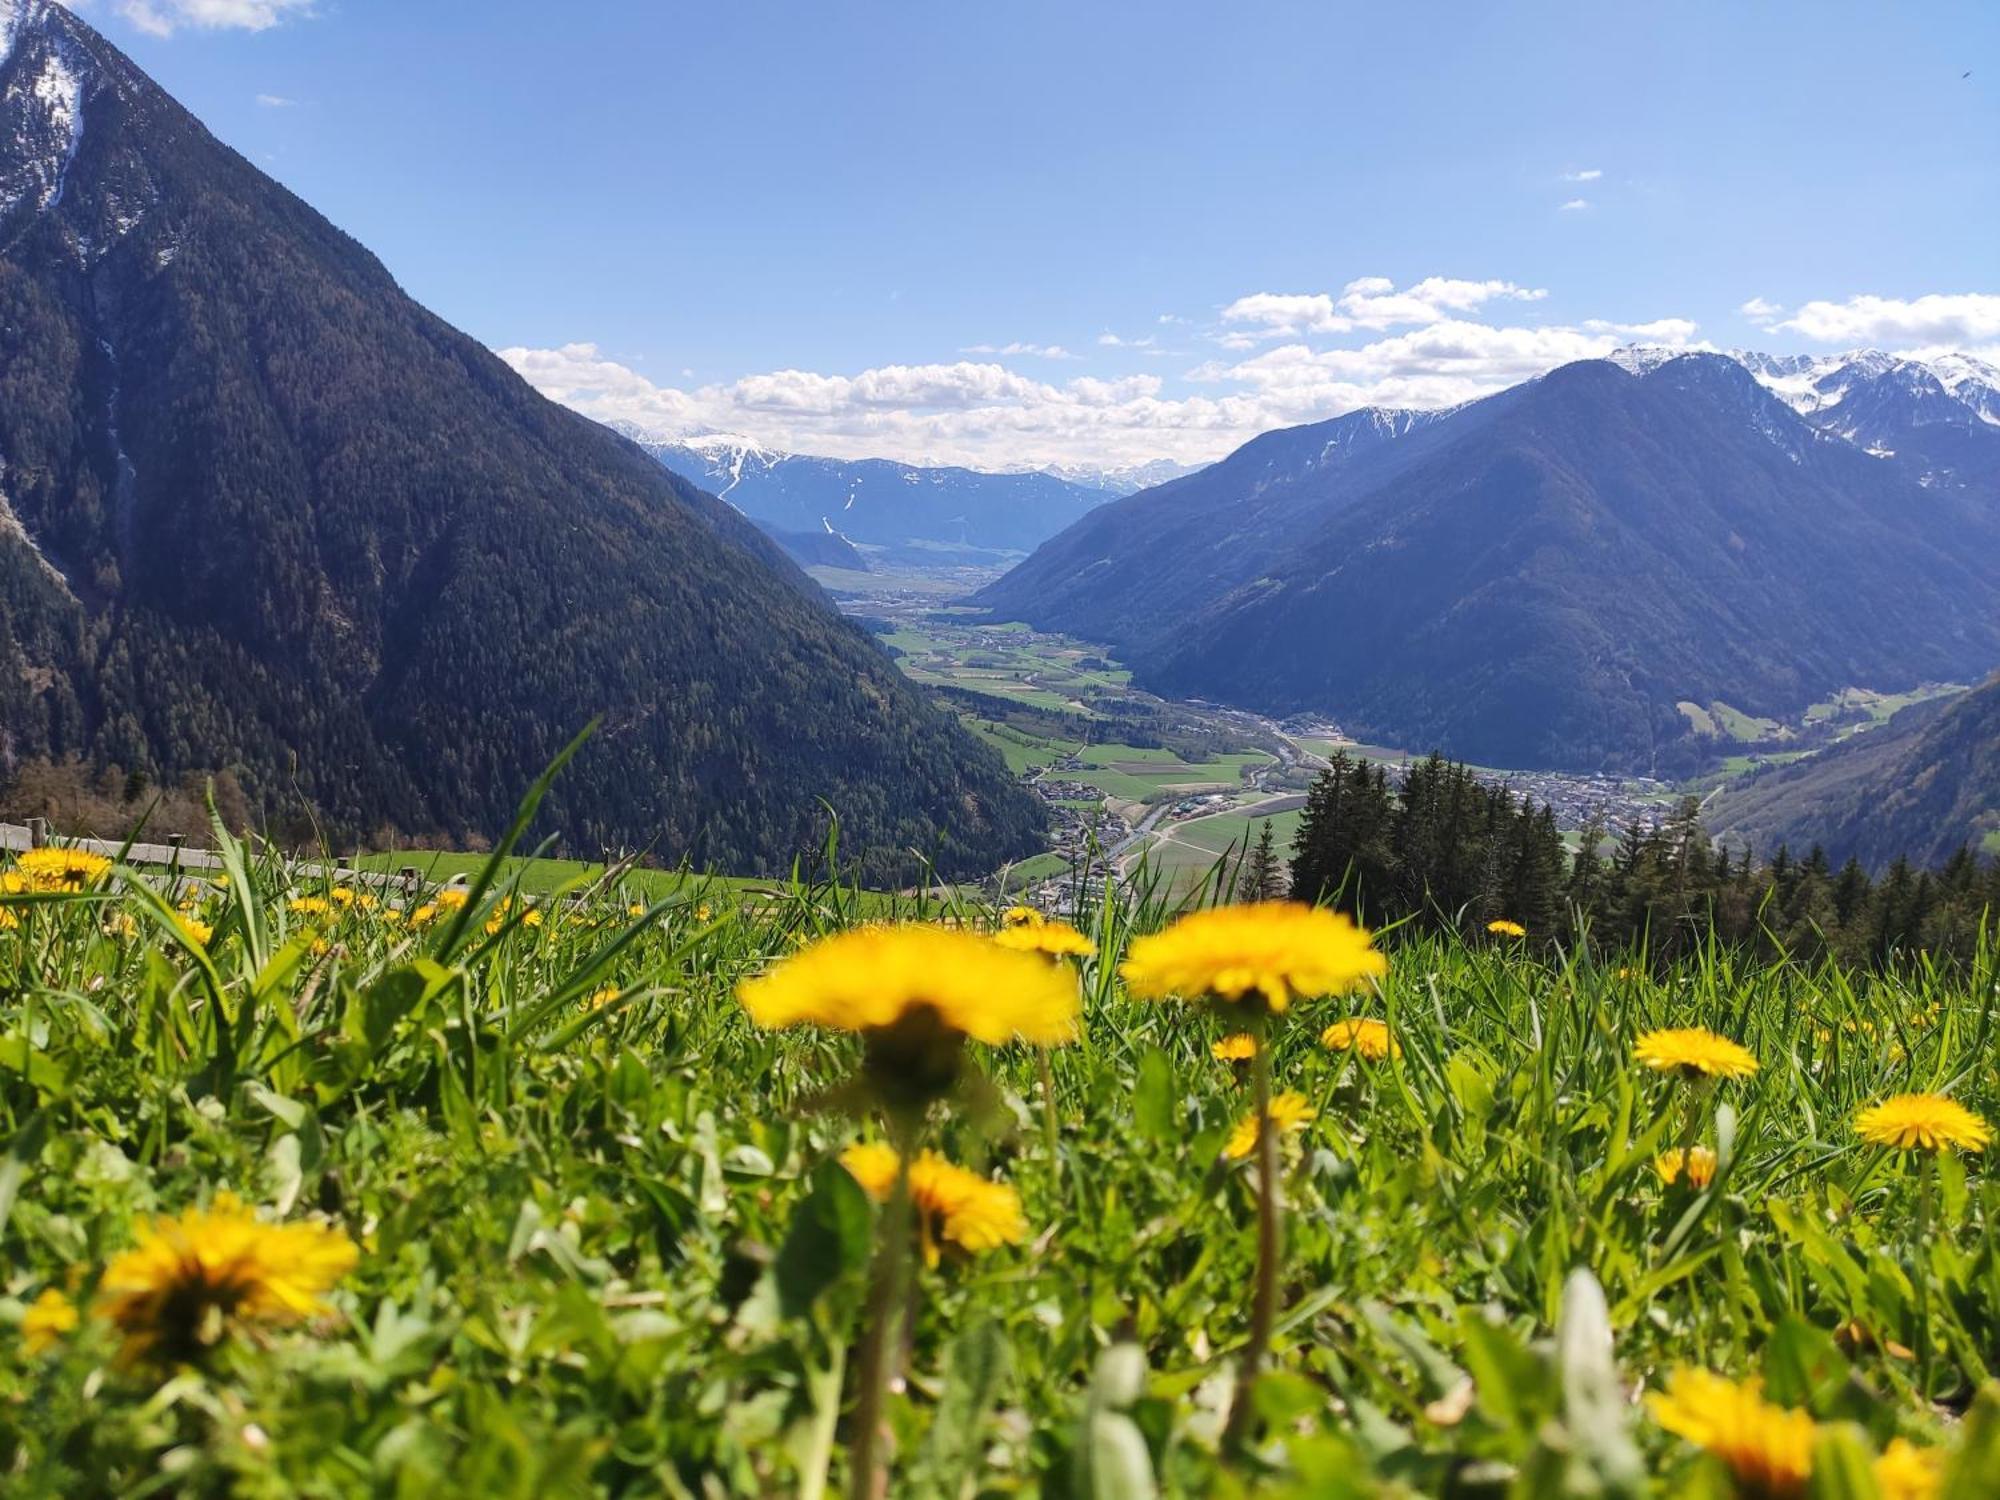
[1239,820,1284,903]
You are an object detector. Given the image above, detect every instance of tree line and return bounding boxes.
[1286,752,1998,966]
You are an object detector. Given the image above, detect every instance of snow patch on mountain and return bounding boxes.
[0,1,26,64]
[0,17,84,223]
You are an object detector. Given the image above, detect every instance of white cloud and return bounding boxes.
[1098,331,1157,348]
[1739,297,1784,325]
[1559,198,1590,212]
[1583,317,1703,343]
[119,0,315,37]
[1218,292,1349,338]
[1563,168,1603,183]
[959,341,1076,360]
[1221,276,1546,341]
[501,301,1701,472]
[1777,292,2000,347]
[254,93,295,107]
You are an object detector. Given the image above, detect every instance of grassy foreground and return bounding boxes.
[4,829,2000,1496]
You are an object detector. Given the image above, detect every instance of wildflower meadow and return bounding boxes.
[4,797,2000,1497]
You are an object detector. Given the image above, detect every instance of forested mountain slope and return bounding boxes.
[0,0,1041,875]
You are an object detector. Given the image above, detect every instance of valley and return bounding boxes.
[820,561,1699,894]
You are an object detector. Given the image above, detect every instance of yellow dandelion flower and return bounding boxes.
[1654,1146,1718,1189]
[409,903,439,926]
[100,910,137,940]
[1321,1016,1399,1061]
[994,917,1095,959]
[1486,918,1526,938]
[436,888,470,912]
[695,903,712,923]
[476,900,524,936]
[382,908,404,925]
[737,924,1080,1046]
[1647,1367,1814,1497]
[1616,965,1638,980]
[1634,1028,1759,1081]
[287,896,331,917]
[1873,1438,1942,1500]
[1855,1093,1992,1153]
[1223,1091,1316,1161]
[1120,902,1383,1015]
[176,915,214,948]
[627,902,646,918]
[0,874,21,932]
[1212,1033,1258,1062]
[1001,905,1043,928]
[97,1192,357,1364]
[521,907,543,928]
[22,1287,78,1355]
[584,985,621,1011]
[839,1143,1029,1267]
[16,846,113,892]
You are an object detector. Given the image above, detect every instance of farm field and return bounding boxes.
[1066,746,1275,802]
[348,850,771,901]
[7,832,1999,1494]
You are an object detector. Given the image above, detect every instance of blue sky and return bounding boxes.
[71,0,2000,468]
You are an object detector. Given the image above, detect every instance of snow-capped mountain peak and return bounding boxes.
[1,1,86,227]
[1603,344,1697,377]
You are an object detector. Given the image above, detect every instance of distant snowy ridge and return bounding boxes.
[1611,344,2000,429]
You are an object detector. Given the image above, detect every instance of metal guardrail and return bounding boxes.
[1,820,430,894]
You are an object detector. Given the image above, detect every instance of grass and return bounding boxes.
[1166,807,1304,859]
[994,851,1071,889]
[1067,746,1273,802]
[6,819,2000,1494]
[347,849,771,900]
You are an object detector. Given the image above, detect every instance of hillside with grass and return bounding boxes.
[6,810,2000,1494]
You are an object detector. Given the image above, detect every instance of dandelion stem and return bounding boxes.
[1675,1075,1710,1173]
[1225,1015,1281,1455]
[848,1140,914,1500]
[1914,1151,1935,1399]
[1036,1046,1062,1191]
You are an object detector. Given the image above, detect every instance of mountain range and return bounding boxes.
[977,349,2000,775]
[633,432,1116,562]
[0,0,1042,875]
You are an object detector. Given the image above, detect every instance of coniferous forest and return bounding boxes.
[1290,752,2000,966]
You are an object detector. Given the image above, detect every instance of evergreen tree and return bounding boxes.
[1239,820,1284,903]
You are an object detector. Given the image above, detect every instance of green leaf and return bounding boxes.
[774,1161,871,1319]
[0,1037,70,1099]
[1457,1312,1548,1432]
[920,1320,1012,1495]
[1762,1314,1852,1412]
[1133,1047,1175,1142]
[245,1081,307,1130]
[1805,1424,1883,1499]
[0,1111,48,1239]
[356,960,454,1054]
[1944,1385,2000,1496]
[1360,1298,1466,1400]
